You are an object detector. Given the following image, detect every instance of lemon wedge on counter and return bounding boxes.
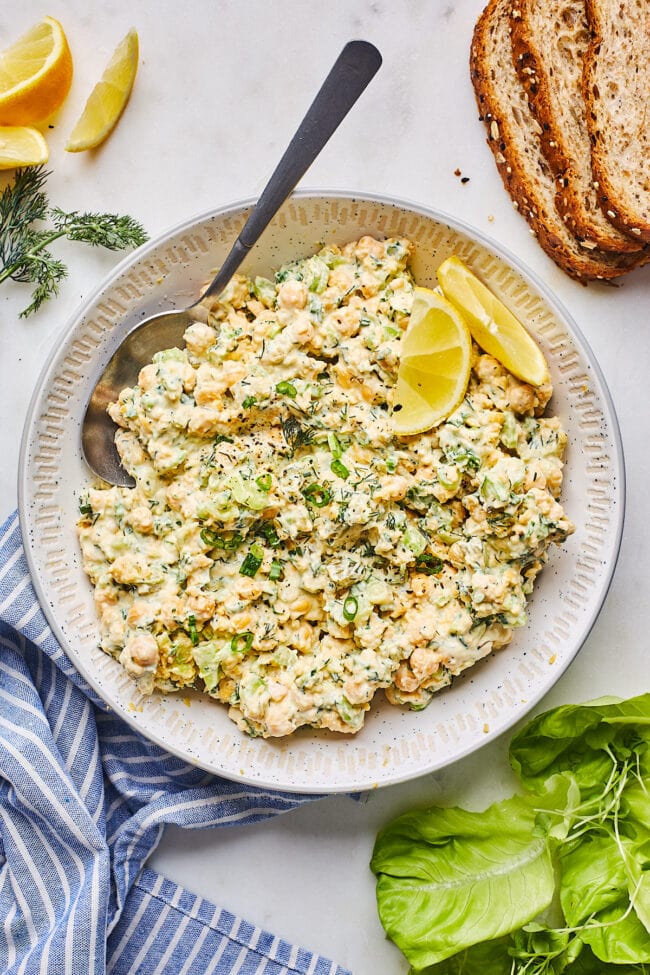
[392,287,472,435]
[0,16,73,125]
[437,255,549,387]
[66,28,139,152]
[0,125,48,168]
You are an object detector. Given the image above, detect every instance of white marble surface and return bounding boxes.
[4,2,650,973]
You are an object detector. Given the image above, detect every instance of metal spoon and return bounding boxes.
[81,40,382,487]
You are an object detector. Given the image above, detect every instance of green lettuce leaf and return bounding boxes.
[420,935,650,974]
[370,795,554,969]
[560,945,650,974]
[509,694,650,795]
[417,937,514,973]
[580,901,650,965]
[559,832,629,926]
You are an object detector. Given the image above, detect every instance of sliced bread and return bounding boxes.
[510,0,643,253]
[470,0,647,280]
[584,0,650,242]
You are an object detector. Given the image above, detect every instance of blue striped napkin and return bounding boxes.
[0,512,351,975]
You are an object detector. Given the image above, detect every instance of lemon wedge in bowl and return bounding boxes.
[66,29,139,152]
[0,125,48,168]
[0,16,73,125]
[437,255,549,387]
[392,286,472,435]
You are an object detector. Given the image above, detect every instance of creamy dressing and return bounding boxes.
[77,236,574,737]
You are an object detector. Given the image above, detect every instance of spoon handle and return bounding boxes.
[200,39,382,301]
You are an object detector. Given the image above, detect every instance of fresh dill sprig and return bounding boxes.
[0,165,148,317]
[281,416,313,455]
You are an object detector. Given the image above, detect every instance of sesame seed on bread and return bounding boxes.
[470,0,648,280]
[510,0,643,253]
[584,0,650,242]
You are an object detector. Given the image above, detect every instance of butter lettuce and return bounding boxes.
[370,795,555,970]
[372,693,650,973]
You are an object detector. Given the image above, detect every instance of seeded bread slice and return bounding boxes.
[510,0,643,253]
[470,0,647,280]
[584,0,650,242]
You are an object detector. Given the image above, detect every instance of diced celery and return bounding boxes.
[383,325,401,341]
[253,276,276,308]
[336,695,361,727]
[304,256,330,293]
[386,239,407,259]
[366,579,392,606]
[308,294,324,322]
[192,640,222,692]
[152,347,187,363]
[223,473,269,511]
[273,646,298,669]
[320,247,347,269]
[153,448,187,474]
[195,495,239,523]
[436,464,462,492]
[402,524,427,556]
[480,475,510,505]
[275,263,303,284]
[443,444,481,472]
[169,637,196,683]
[501,411,519,450]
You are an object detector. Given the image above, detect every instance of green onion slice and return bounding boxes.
[256,473,272,492]
[343,595,358,621]
[275,380,297,398]
[330,459,349,480]
[327,431,343,459]
[200,527,219,547]
[187,614,199,646]
[231,631,254,654]
[415,553,444,575]
[269,559,284,581]
[257,520,280,547]
[302,483,331,507]
[222,533,244,551]
[239,544,264,577]
[202,528,244,551]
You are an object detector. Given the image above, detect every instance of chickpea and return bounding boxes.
[127,633,159,668]
[187,407,221,438]
[375,475,410,501]
[187,591,217,620]
[507,377,536,414]
[277,280,307,309]
[127,601,155,627]
[184,322,216,356]
[393,661,420,693]
[128,505,154,533]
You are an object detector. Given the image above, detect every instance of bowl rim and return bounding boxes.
[17,187,626,791]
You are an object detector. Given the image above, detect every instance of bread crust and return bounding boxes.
[584,0,650,241]
[510,0,643,253]
[470,0,647,280]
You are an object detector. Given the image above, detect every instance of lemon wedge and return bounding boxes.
[0,16,73,125]
[0,125,48,168]
[66,29,139,152]
[392,286,472,435]
[437,255,549,387]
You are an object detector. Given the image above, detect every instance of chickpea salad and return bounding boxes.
[77,236,574,738]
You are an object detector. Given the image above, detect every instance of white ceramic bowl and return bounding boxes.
[19,191,624,793]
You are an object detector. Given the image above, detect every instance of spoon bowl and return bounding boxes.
[80,39,382,485]
[81,309,195,487]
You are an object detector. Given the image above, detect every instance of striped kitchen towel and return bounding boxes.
[0,512,351,975]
